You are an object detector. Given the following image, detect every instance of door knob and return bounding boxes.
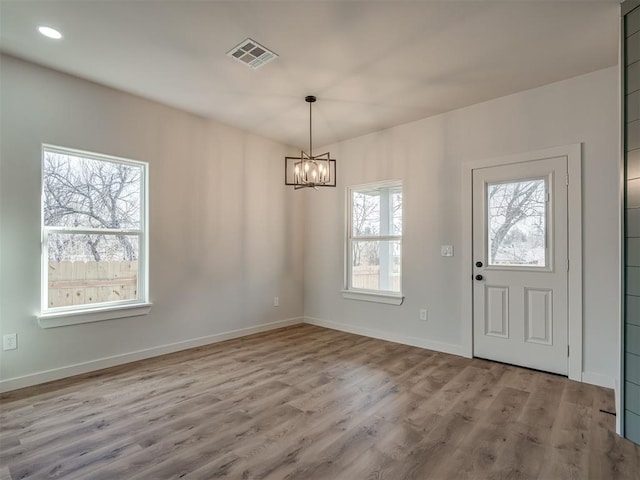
[476,261,483,268]
[475,274,483,281]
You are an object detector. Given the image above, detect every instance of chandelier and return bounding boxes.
[285,96,336,189]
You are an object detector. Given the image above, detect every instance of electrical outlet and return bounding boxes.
[3,333,17,351]
[273,296,279,307]
[419,309,428,321]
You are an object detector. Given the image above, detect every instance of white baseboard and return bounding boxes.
[582,371,616,389]
[304,316,469,358]
[3,316,612,394]
[0,317,303,393]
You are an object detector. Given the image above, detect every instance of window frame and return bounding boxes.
[38,144,151,327]
[343,180,404,305]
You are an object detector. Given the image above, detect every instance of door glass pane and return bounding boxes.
[487,178,546,267]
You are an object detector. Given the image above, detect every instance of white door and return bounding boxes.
[472,156,568,375]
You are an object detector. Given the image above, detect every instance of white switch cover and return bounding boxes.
[441,245,454,257]
[3,333,17,350]
[419,309,428,321]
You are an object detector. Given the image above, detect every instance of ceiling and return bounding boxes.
[0,1,620,150]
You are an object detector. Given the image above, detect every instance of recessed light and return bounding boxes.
[38,26,62,40]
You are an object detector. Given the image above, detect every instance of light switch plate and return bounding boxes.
[3,333,17,350]
[441,245,454,257]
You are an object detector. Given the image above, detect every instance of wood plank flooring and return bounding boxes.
[1,324,638,479]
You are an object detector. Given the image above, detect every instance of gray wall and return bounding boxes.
[0,54,622,397]
[304,67,620,388]
[0,55,305,390]
[625,4,640,446]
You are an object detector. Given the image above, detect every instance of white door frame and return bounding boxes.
[461,143,582,381]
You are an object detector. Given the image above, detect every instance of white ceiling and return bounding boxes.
[0,0,620,150]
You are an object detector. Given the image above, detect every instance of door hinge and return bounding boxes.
[566,174,569,186]
[567,345,570,357]
[567,258,570,272]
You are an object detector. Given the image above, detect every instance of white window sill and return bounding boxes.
[341,290,404,305]
[37,302,152,328]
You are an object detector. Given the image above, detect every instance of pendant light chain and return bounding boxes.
[309,99,313,157]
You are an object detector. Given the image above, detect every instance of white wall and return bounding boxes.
[0,55,620,392]
[304,67,620,387]
[0,55,305,390]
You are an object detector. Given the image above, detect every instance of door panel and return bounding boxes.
[524,288,552,346]
[473,156,568,375]
[485,286,509,338]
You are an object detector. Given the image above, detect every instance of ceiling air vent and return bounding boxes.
[226,38,278,70]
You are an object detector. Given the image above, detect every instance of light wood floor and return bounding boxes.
[1,324,639,480]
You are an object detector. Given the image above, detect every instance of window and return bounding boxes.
[487,178,547,267]
[39,145,149,326]
[344,181,403,304]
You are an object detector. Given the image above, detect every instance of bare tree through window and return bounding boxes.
[42,147,145,309]
[487,179,546,266]
[44,152,141,262]
[350,184,402,292]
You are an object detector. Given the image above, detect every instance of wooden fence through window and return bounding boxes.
[352,266,401,291]
[47,261,137,308]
